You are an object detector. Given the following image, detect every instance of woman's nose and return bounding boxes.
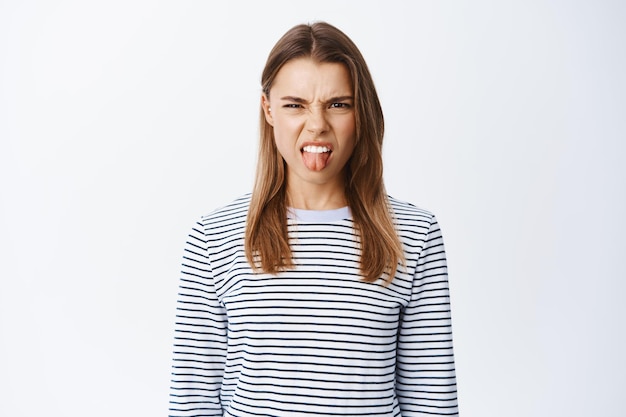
[306,107,329,135]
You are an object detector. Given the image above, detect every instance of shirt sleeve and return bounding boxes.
[396,215,459,416]
[169,220,228,417]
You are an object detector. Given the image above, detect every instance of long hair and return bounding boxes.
[245,22,405,284]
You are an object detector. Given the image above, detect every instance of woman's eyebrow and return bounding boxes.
[279,95,354,103]
[325,95,354,103]
[280,96,308,103]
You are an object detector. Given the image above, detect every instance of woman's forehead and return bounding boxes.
[270,58,353,99]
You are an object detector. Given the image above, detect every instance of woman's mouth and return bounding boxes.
[301,144,332,171]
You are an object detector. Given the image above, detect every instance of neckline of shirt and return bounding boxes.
[287,206,352,223]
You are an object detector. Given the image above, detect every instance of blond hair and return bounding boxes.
[245,22,404,284]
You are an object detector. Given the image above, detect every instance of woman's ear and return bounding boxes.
[261,95,273,126]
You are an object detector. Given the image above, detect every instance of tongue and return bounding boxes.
[302,151,331,171]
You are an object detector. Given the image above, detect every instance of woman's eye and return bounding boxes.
[330,102,350,109]
[284,104,303,109]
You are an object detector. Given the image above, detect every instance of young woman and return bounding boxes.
[169,22,458,417]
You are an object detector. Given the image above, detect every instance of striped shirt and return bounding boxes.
[169,194,458,416]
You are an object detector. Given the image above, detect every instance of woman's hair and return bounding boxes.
[245,22,405,284]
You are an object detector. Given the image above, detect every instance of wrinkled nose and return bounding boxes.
[306,107,329,136]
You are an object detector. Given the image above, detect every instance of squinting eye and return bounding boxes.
[330,102,351,109]
[284,104,303,109]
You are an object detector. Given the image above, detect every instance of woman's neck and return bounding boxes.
[286,181,348,210]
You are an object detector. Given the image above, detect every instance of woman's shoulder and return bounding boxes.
[387,196,440,251]
[199,193,251,227]
[387,195,435,223]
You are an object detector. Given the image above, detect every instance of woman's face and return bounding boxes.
[262,57,356,193]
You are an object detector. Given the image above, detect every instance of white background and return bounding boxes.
[1,1,625,416]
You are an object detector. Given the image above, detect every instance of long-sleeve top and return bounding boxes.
[169,194,459,416]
